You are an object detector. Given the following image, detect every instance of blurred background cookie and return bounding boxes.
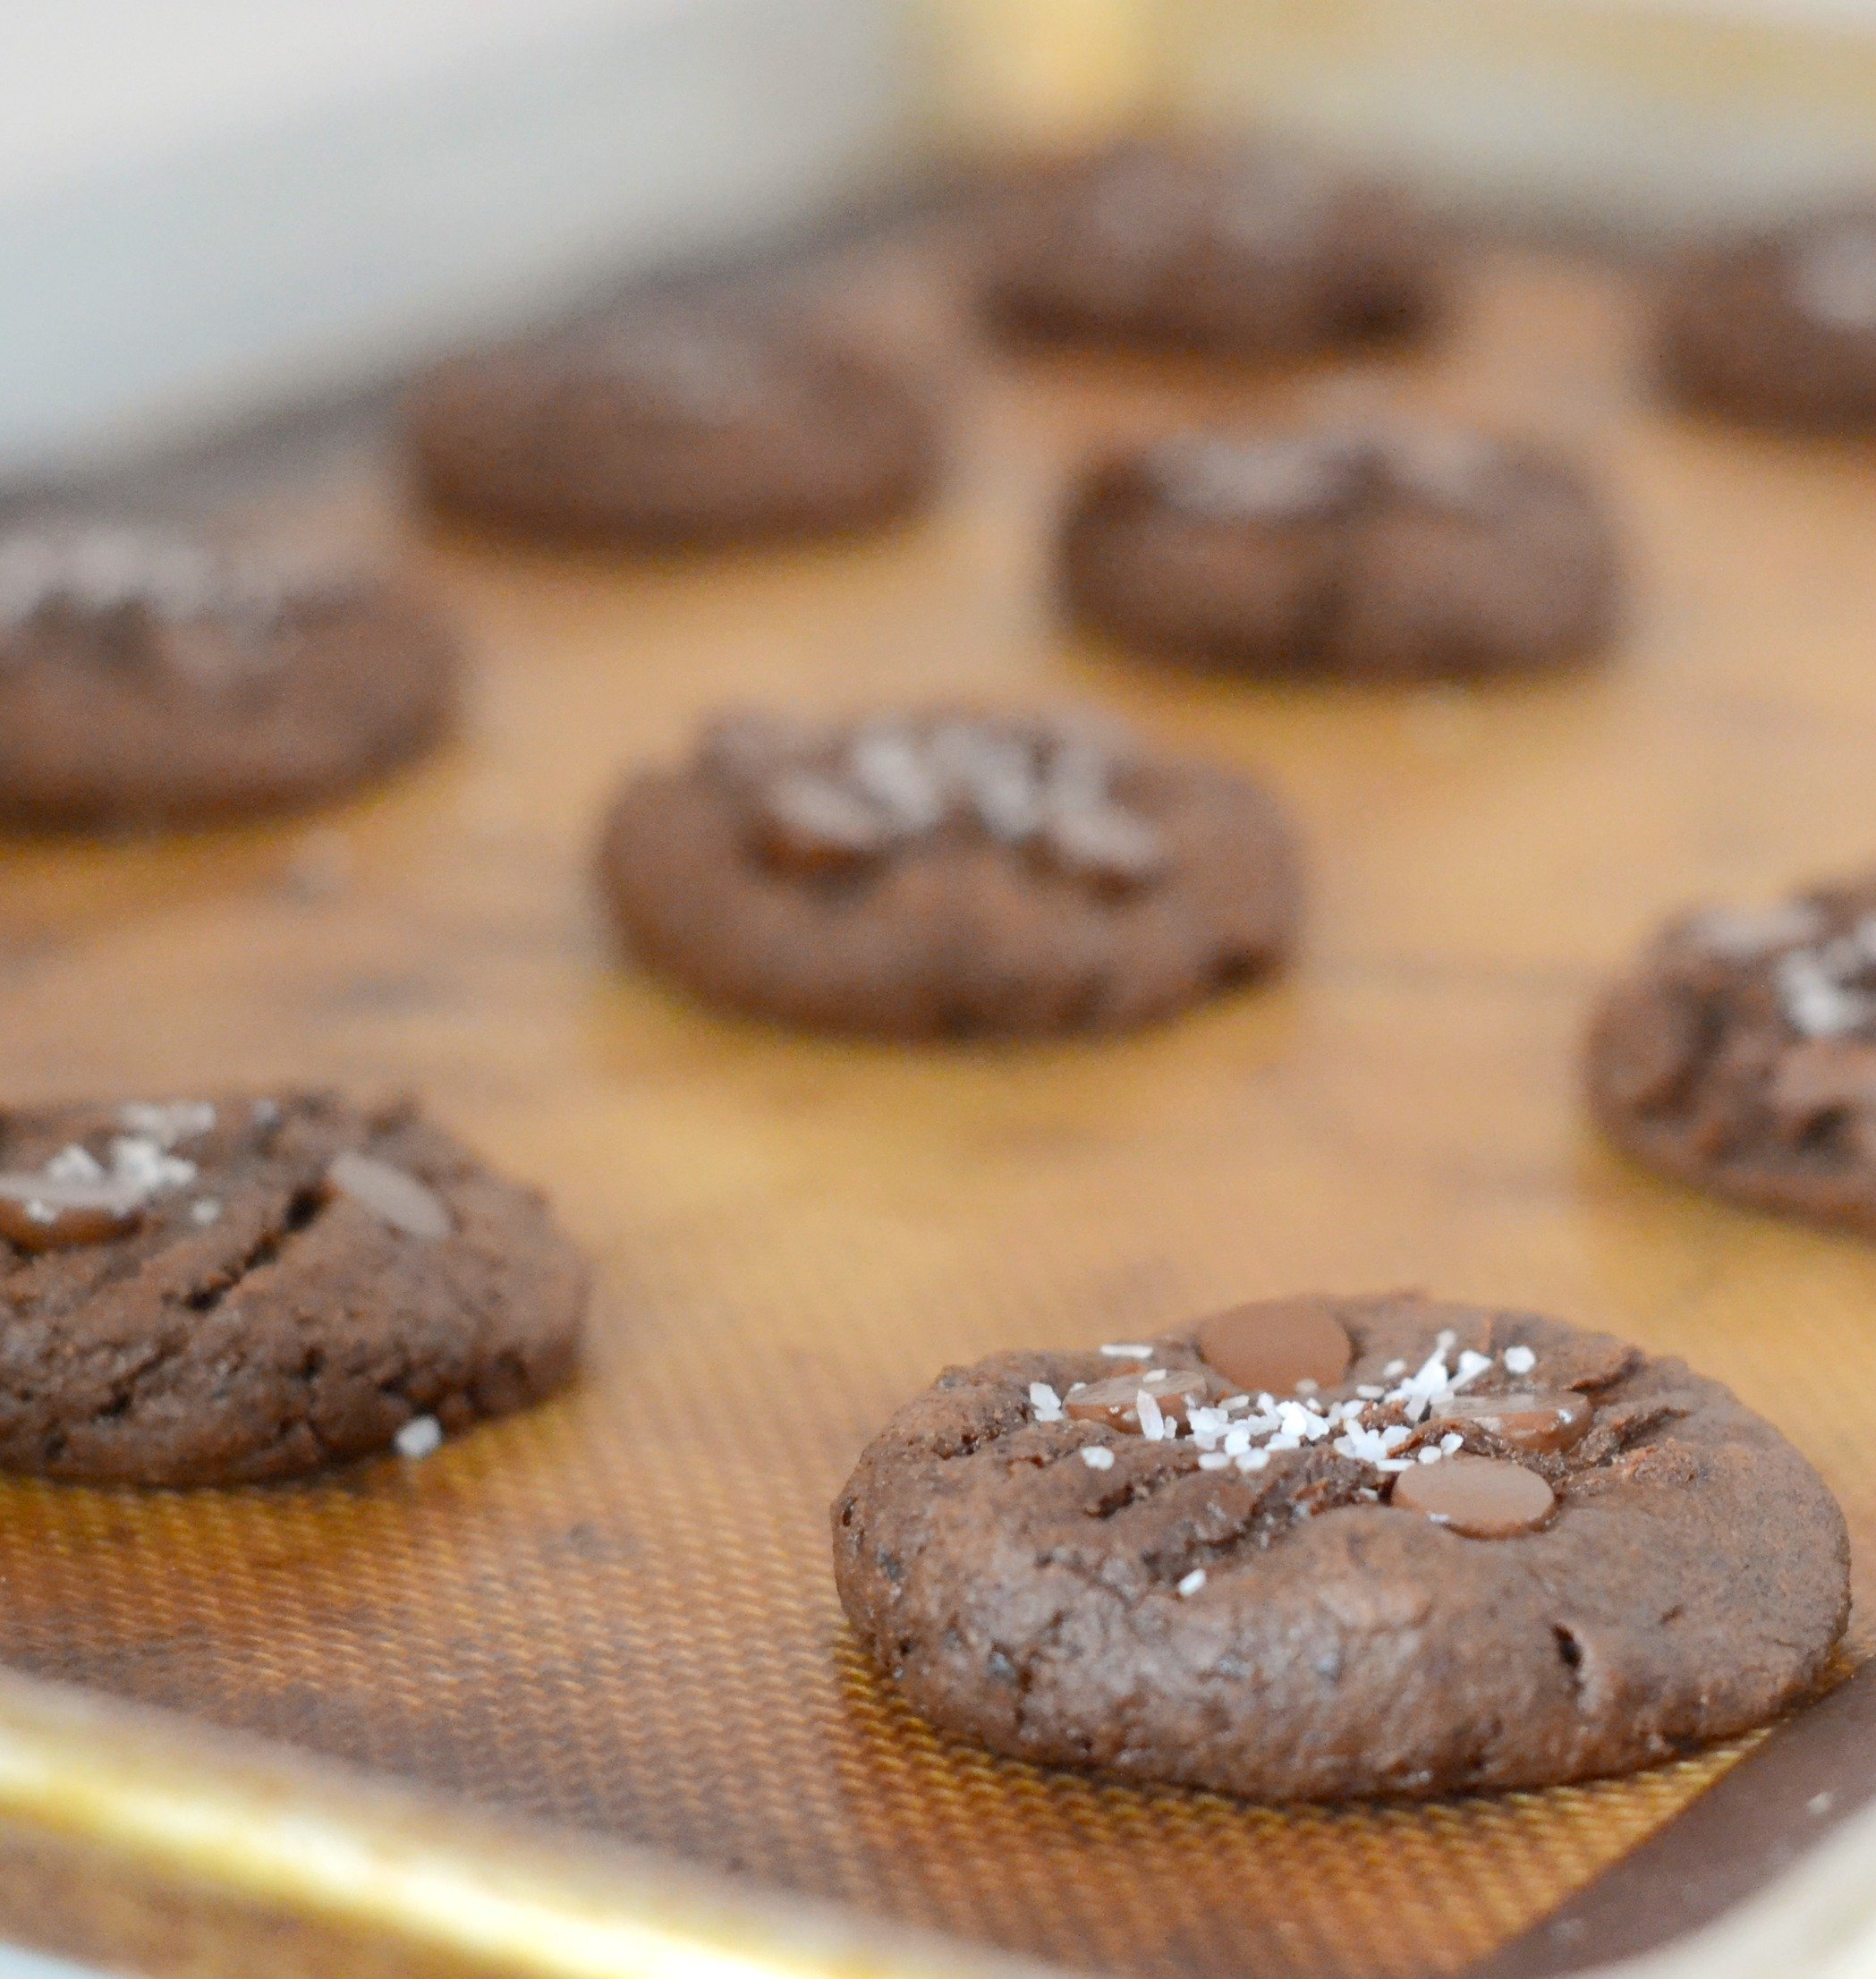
[1060,422,1622,681]
[406,310,942,546]
[596,706,1300,1037]
[0,521,458,830]
[1588,874,1876,1235]
[980,138,1448,360]
[1659,209,1876,428]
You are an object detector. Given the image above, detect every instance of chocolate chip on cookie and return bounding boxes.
[1390,1453,1556,1536]
[982,139,1447,358]
[833,1293,1847,1799]
[1586,872,1876,1233]
[1659,209,1876,428]
[1059,422,1623,681]
[406,309,940,545]
[596,707,1301,1038]
[0,522,458,829]
[0,1092,587,1484]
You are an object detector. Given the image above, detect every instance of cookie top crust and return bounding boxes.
[1660,208,1876,426]
[833,1294,1847,1800]
[1059,423,1622,682]
[0,1091,587,1484]
[0,521,458,828]
[982,139,1447,357]
[405,310,940,544]
[1588,874,1876,1233]
[596,707,1302,1037]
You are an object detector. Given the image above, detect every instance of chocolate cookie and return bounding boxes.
[596,708,1301,1038]
[406,310,940,545]
[0,1092,587,1484]
[1060,423,1623,681]
[1584,874,1876,1234]
[982,140,1447,359]
[834,1294,1848,1801]
[0,522,458,829]
[1659,210,1876,428]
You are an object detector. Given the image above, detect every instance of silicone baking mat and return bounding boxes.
[0,231,1871,1979]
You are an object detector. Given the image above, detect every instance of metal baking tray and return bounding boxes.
[4,28,1876,1978]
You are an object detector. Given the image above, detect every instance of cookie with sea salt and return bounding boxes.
[983,139,1447,359]
[595,707,1301,1038]
[833,1293,1848,1801]
[405,308,940,545]
[1659,209,1876,428]
[1059,422,1622,681]
[1585,873,1876,1234]
[0,522,458,829]
[0,1092,587,1484]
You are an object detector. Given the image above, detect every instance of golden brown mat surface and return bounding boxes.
[0,241,1868,1978]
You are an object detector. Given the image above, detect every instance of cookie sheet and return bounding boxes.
[0,237,1867,1979]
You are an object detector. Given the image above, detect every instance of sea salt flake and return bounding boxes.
[1176,1568,1208,1598]
[1502,1346,1536,1376]
[119,1101,216,1150]
[1198,1451,1230,1470]
[1080,1445,1116,1471]
[190,1198,223,1227]
[1439,1432,1464,1454]
[1029,1382,1065,1423]
[1235,1448,1271,1472]
[1777,950,1875,1039]
[394,1415,443,1459]
[1099,1343,1153,1360]
[1136,1391,1167,1440]
[46,1146,104,1183]
[1451,1349,1492,1390]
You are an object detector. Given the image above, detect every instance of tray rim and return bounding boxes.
[0,1664,1074,1979]
[0,1660,1871,1979]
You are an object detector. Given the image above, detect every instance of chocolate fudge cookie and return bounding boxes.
[834,1294,1848,1801]
[1060,423,1622,681]
[406,310,939,545]
[0,1092,587,1483]
[0,522,457,829]
[1660,210,1876,428]
[597,708,1300,1037]
[983,140,1447,359]
[1585,874,1876,1234]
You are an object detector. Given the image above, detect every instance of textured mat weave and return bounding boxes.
[0,241,1868,1979]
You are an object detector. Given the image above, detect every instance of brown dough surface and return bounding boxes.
[1659,210,1876,428]
[0,1092,587,1484]
[596,708,1302,1039]
[406,310,939,545]
[1060,425,1622,681]
[982,140,1447,358]
[1587,873,1876,1234]
[834,1294,1848,1801]
[0,523,457,829]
